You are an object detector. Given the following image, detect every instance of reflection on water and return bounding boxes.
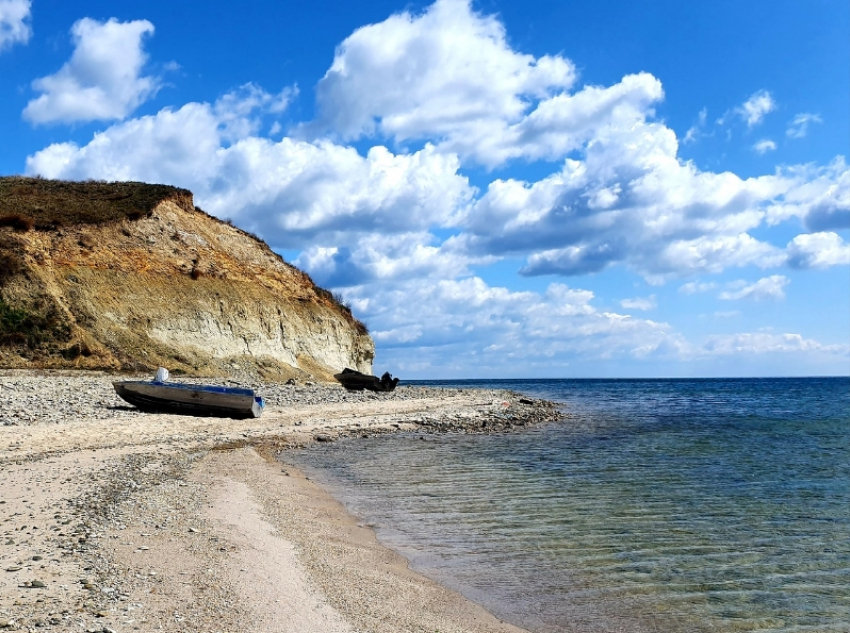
[285,378,850,633]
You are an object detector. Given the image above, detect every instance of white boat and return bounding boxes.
[113,368,264,418]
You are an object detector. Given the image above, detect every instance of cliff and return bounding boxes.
[0,177,374,380]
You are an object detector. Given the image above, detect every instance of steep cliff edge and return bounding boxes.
[0,177,374,380]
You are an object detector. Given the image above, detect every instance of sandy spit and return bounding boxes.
[0,374,561,632]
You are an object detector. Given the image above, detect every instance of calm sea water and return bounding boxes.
[284,378,850,632]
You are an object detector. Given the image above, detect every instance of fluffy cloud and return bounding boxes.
[765,158,850,231]
[471,72,663,168]
[349,274,847,374]
[306,0,665,169]
[23,18,159,124]
[294,232,489,288]
[345,276,676,372]
[786,113,822,139]
[737,90,776,128]
[785,232,850,269]
[27,92,474,249]
[308,0,574,144]
[719,275,789,301]
[752,139,776,154]
[29,67,847,291]
[214,83,297,142]
[460,120,805,279]
[699,332,848,356]
[0,0,30,51]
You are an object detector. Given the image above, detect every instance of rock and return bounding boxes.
[315,434,333,442]
[30,579,46,587]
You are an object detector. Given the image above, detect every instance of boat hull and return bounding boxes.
[113,381,263,418]
[334,369,399,392]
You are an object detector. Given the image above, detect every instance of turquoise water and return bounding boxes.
[285,378,850,632]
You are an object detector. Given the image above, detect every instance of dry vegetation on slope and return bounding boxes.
[0,177,373,380]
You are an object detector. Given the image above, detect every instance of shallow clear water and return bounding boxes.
[285,378,850,632]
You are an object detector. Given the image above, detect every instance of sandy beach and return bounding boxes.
[0,372,560,632]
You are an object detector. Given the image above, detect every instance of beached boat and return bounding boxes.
[113,369,264,418]
[334,368,399,392]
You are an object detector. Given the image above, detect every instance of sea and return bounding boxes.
[284,378,850,633]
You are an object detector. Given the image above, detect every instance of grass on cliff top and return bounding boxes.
[0,176,194,227]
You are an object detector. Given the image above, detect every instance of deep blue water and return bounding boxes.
[285,378,850,632]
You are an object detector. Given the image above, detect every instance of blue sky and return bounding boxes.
[1,0,848,377]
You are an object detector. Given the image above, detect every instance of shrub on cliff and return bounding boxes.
[0,299,69,349]
[0,214,34,232]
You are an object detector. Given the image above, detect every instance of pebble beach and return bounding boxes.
[0,371,561,632]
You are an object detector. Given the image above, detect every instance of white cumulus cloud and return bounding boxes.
[0,0,30,51]
[737,90,776,128]
[347,276,676,374]
[719,275,789,301]
[700,332,849,356]
[23,17,160,124]
[460,121,803,279]
[785,232,850,269]
[304,0,667,169]
[26,93,474,250]
[307,0,575,145]
[764,158,850,231]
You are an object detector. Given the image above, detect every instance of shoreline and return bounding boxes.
[0,372,561,632]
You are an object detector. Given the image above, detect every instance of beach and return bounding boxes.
[0,371,559,632]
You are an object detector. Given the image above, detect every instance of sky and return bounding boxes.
[1,0,848,378]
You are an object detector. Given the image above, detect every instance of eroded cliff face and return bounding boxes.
[0,178,374,380]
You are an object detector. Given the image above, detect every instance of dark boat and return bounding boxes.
[334,368,399,392]
[113,369,264,418]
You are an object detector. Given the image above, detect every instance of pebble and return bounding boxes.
[0,371,560,428]
[0,370,563,632]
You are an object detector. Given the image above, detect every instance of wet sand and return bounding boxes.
[0,374,559,632]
